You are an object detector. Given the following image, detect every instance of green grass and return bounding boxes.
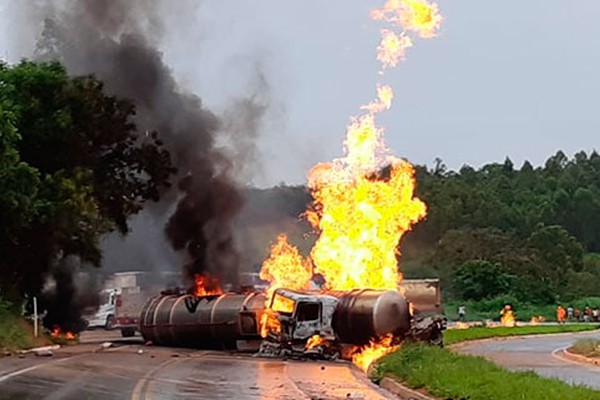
[374,344,600,400]
[445,324,600,346]
[570,339,600,358]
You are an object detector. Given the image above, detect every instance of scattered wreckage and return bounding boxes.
[139,279,446,360]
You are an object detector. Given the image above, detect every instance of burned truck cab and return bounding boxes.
[260,287,421,359]
[263,288,339,346]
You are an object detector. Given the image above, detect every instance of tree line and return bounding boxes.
[242,153,600,306]
[406,153,600,304]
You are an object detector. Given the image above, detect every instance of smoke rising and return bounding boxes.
[42,257,101,333]
[28,1,248,285]
[0,0,286,332]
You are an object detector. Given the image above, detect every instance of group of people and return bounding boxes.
[556,305,600,323]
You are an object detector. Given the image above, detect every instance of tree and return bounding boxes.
[0,61,174,303]
[526,225,583,297]
[453,260,513,301]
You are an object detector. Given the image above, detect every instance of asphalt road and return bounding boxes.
[0,330,396,400]
[456,329,600,390]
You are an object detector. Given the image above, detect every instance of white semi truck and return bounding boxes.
[85,271,179,337]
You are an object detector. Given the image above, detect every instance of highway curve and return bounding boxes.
[0,331,396,400]
[456,329,600,390]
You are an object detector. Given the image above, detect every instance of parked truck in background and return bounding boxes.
[85,271,181,337]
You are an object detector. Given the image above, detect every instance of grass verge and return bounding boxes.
[375,344,600,400]
[570,339,600,358]
[445,324,600,346]
[0,300,49,353]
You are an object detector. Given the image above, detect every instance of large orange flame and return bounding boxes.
[259,234,313,301]
[258,0,443,365]
[352,335,399,372]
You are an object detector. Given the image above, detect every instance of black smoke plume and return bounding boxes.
[41,258,101,334]
[28,0,244,324]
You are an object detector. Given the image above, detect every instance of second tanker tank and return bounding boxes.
[140,292,265,349]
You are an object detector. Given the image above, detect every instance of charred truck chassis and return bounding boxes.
[140,286,446,359]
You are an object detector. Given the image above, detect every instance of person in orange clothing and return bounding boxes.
[557,305,567,324]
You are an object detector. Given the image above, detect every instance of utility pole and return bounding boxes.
[33,296,38,338]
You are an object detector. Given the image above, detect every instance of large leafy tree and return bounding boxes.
[0,61,174,301]
[453,260,513,301]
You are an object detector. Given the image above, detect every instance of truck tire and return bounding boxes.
[121,328,135,337]
[429,328,444,347]
[105,315,115,330]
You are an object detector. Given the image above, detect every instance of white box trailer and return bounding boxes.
[87,271,181,337]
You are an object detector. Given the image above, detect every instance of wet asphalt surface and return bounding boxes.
[0,331,395,400]
[457,329,600,390]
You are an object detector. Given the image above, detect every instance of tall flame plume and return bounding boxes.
[259,0,443,370]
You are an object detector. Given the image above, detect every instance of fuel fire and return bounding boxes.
[193,274,223,297]
[258,0,443,371]
[352,335,399,372]
[51,326,76,341]
[500,305,516,327]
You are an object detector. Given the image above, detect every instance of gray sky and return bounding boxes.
[2,1,600,186]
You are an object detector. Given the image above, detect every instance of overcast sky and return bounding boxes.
[2,1,600,187]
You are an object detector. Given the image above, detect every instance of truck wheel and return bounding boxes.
[429,329,444,347]
[105,315,115,330]
[121,328,135,337]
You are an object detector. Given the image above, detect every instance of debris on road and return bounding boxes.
[34,349,54,357]
[21,345,60,356]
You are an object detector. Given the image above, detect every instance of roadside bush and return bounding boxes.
[0,298,29,350]
[571,297,600,310]
[0,297,49,351]
[453,260,512,301]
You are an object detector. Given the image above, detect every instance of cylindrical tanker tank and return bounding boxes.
[139,292,266,349]
[331,289,411,345]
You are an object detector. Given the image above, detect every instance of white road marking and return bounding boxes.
[0,344,132,384]
[0,355,81,384]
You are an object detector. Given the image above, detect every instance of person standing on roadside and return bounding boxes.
[567,306,574,321]
[557,305,567,324]
[584,307,592,322]
[458,305,466,321]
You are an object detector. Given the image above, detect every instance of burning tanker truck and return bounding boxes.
[139,0,447,362]
[139,279,445,361]
[140,0,447,368]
